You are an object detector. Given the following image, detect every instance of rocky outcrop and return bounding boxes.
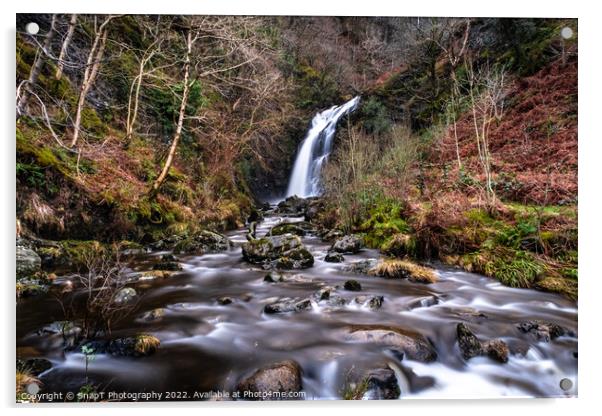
[345,326,437,362]
[331,235,363,254]
[242,234,314,269]
[235,360,303,400]
[456,323,509,363]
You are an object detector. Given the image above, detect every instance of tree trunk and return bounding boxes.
[55,14,78,80]
[150,30,193,196]
[70,17,113,148]
[16,15,57,119]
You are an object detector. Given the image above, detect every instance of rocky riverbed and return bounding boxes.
[16,202,578,401]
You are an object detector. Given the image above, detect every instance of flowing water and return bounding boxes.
[16,213,578,400]
[286,97,360,198]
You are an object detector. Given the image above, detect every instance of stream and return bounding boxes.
[16,212,578,400]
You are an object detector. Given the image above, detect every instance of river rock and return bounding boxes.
[516,320,574,342]
[362,367,401,400]
[355,295,384,310]
[16,244,42,279]
[276,196,309,215]
[16,358,52,376]
[344,280,362,291]
[36,320,82,348]
[321,229,345,242]
[264,298,312,314]
[324,252,344,263]
[242,234,314,269]
[16,278,48,297]
[345,326,437,362]
[236,360,303,400]
[81,334,160,357]
[304,199,324,222]
[173,230,232,254]
[217,296,234,305]
[114,287,137,304]
[331,235,363,254]
[456,323,509,363]
[344,259,379,275]
[140,308,165,322]
[268,222,310,237]
[153,254,182,271]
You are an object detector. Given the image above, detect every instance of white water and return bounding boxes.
[286,96,360,198]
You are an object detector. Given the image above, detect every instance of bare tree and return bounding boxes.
[55,14,78,80]
[69,15,117,148]
[16,15,57,120]
[465,57,507,209]
[149,27,194,196]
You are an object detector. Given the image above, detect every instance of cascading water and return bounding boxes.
[286,96,360,198]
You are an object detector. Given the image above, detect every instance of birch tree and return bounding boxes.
[149,28,194,196]
[69,15,116,148]
[55,14,78,80]
[16,15,57,120]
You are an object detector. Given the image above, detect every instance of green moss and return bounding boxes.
[360,200,410,248]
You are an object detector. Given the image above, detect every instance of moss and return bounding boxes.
[342,379,369,400]
[360,200,410,248]
[535,275,577,300]
[370,259,438,284]
[134,334,160,355]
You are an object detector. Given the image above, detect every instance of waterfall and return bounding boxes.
[286,96,360,198]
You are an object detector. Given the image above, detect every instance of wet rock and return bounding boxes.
[363,367,401,400]
[516,320,574,342]
[242,234,314,269]
[321,229,345,242]
[268,222,309,237]
[153,255,182,271]
[16,278,48,297]
[355,295,384,310]
[344,259,379,275]
[146,234,185,251]
[81,334,160,357]
[36,321,82,348]
[264,298,312,314]
[276,195,309,215]
[323,295,347,307]
[263,272,282,283]
[331,235,363,254]
[324,252,344,263]
[407,295,439,310]
[173,230,232,254]
[304,199,324,222]
[247,209,263,223]
[275,247,314,269]
[114,287,137,304]
[17,358,52,376]
[236,360,303,400]
[16,244,42,279]
[140,308,165,322]
[482,339,510,363]
[316,286,335,300]
[217,296,234,305]
[456,323,509,363]
[344,280,362,291]
[345,326,437,362]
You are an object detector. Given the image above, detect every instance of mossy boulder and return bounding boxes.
[242,234,314,269]
[173,230,232,254]
[267,222,311,237]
